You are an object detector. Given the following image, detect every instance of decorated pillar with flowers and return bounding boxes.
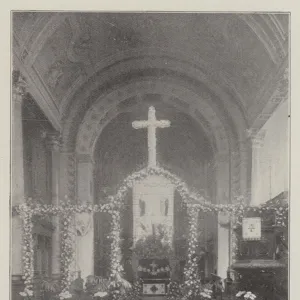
[184,207,200,289]
[58,150,77,291]
[11,70,27,279]
[76,153,95,279]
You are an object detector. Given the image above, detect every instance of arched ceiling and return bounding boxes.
[13,12,289,135]
[12,11,289,199]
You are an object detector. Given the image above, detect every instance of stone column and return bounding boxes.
[11,71,27,277]
[249,129,266,206]
[76,154,94,279]
[215,152,230,280]
[46,133,62,278]
[217,213,230,279]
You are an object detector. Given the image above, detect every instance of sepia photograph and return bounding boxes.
[11,12,289,300]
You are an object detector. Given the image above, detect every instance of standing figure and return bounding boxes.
[139,198,146,216]
[211,274,224,300]
[164,198,169,216]
[160,198,169,216]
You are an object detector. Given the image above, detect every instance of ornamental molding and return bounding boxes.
[74,81,230,158]
[45,132,62,152]
[60,52,247,148]
[12,70,27,99]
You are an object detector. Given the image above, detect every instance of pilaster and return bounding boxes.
[248,129,266,206]
[11,70,26,277]
[214,151,230,279]
[76,153,95,279]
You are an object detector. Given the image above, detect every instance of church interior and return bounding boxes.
[11,12,289,300]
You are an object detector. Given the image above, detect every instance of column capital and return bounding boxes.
[12,70,27,102]
[46,132,62,152]
[247,128,266,149]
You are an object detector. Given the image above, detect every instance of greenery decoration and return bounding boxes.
[13,166,288,299]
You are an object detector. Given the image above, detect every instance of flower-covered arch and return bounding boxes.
[13,166,288,300]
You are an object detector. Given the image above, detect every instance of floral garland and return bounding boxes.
[109,209,124,281]
[13,167,288,299]
[110,166,210,210]
[14,199,115,299]
[137,265,170,276]
[60,212,74,292]
[17,204,34,298]
[183,208,199,289]
[167,281,213,300]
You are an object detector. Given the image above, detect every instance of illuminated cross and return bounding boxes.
[132,106,170,167]
[150,260,158,273]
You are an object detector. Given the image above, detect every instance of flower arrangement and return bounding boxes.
[200,288,213,299]
[236,291,257,300]
[94,291,108,298]
[167,281,183,300]
[133,224,174,259]
[114,279,142,300]
[19,288,34,299]
[58,290,72,299]
[167,281,212,300]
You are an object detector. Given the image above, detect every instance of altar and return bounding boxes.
[93,106,218,298]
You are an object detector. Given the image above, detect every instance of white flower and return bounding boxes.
[59,290,72,299]
[236,291,246,297]
[19,292,27,297]
[244,291,256,299]
[94,291,108,297]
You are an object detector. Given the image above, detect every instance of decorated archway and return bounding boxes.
[13,163,288,299]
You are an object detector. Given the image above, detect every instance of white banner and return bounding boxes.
[242,217,261,240]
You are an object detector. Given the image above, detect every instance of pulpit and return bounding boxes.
[231,195,288,300]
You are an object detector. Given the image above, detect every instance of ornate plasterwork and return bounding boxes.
[12,70,27,100]
[67,14,95,76]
